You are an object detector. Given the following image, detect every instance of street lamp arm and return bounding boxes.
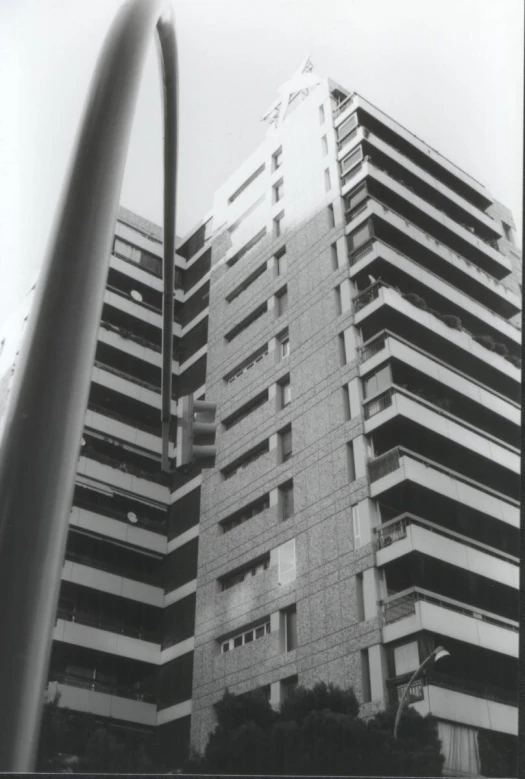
[0,0,177,770]
[393,647,445,739]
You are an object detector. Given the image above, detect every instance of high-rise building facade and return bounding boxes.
[0,68,520,775]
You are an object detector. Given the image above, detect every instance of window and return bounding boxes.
[334,286,342,316]
[345,183,367,214]
[221,620,271,653]
[274,212,284,238]
[221,555,270,591]
[278,539,296,585]
[279,333,290,360]
[280,428,292,463]
[337,112,358,143]
[361,649,372,702]
[342,385,351,421]
[283,606,297,651]
[279,378,291,409]
[222,441,269,479]
[225,346,268,384]
[352,504,361,548]
[324,169,331,192]
[341,146,363,175]
[363,364,391,398]
[276,288,288,317]
[319,105,325,124]
[347,441,356,482]
[327,204,335,228]
[356,572,365,621]
[273,179,284,203]
[321,135,328,155]
[347,220,373,252]
[331,242,338,270]
[225,303,267,342]
[221,494,270,532]
[275,246,287,276]
[280,481,294,520]
[272,147,283,171]
[338,333,347,366]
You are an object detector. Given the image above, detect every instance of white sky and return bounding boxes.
[1,0,523,325]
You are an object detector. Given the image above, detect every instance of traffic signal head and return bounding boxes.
[176,395,217,468]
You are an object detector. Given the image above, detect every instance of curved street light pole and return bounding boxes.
[393,645,450,739]
[0,0,178,770]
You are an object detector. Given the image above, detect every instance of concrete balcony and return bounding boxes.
[77,456,170,503]
[109,253,164,292]
[360,131,501,237]
[47,679,157,725]
[354,286,520,400]
[104,288,163,330]
[69,506,167,554]
[368,447,519,529]
[364,164,509,278]
[84,408,175,457]
[375,514,519,590]
[53,619,161,664]
[381,587,518,657]
[91,364,177,414]
[389,676,517,736]
[350,240,520,347]
[359,332,520,432]
[363,385,520,482]
[61,558,164,607]
[97,324,166,368]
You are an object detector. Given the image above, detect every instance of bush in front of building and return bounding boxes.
[184,682,445,776]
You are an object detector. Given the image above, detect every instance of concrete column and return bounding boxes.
[343,326,358,363]
[358,497,380,545]
[333,197,344,226]
[368,644,387,704]
[269,487,279,508]
[270,681,281,710]
[363,567,381,620]
[336,235,347,268]
[269,432,278,452]
[348,377,361,419]
[340,279,352,313]
[267,255,276,276]
[352,434,368,479]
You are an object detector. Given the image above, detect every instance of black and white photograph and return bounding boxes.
[0,0,522,776]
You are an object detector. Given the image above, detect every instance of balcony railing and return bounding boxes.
[56,605,160,642]
[388,676,424,705]
[88,401,159,436]
[337,127,358,151]
[353,280,388,312]
[50,671,156,703]
[341,158,366,188]
[93,359,160,393]
[368,447,400,483]
[73,496,167,535]
[382,587,519,632]
[349,238,375,266]
[345,199,369,224]
[333,93,356,119]
[64,550,162,587]
[358,332,386,363]
[81,445,166,485]
[99,320,162,353]
[375,515,408,548]
[106,284,161,314]
[388,671,517,707]
[363,387,394,419]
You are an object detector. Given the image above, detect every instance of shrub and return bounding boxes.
[506,354,521,368]
[441,314,462,330]
[426,308,442,321]
[403,292,427,310]
[493,343,508,356]
[472,334,496,351]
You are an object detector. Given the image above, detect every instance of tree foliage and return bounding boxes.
[37,695,166,773]
[184,682,445,776]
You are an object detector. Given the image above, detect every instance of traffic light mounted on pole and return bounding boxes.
[176,395,217,469]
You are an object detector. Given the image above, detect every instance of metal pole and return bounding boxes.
[0,0,178,770]
[393,646,446,739]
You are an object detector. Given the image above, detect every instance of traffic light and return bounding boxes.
[176,395,217,469]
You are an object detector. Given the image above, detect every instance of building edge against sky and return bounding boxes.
[0,66,521,775]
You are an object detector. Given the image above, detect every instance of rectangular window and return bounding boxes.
[342,385,351,421]
[273,179,284,203]
[327,204,335,228]
[278,539,296,585]
[280,481,294,520]
[228,164,265,204]
[276,288,288,317]
[321,135,328,155]
[222,441,269,479]
[273,147,283,171]
[339,333,347,366]
[279,333,290,360]
[225,345,269,384]
[331,242,339,270]
[221,555,270,591]
[221,619,271,653]
[347,220,373,252]
[274,212,284,238]
[341,146,363,175]
[221,493,270,532]
[324,168,331,192]
[363,364,391,399]
[280,427,292,463]
[284,606,297,651]
[352,504,361,548]
[275,246,287,276]
[361,649,372,702]
[356,572,365,621]
[279,378,291,409]
[347,442,356,482]
[336,112,358,143]
[334,286,342,316]
[345,183,367,213]
[319,105,325,124]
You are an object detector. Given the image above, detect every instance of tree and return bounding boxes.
[36,696,167,773]
[184,682,445,776]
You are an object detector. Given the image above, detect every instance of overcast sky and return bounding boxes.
[1,0,523,325]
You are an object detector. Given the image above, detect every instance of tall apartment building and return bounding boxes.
[0,66,520,775]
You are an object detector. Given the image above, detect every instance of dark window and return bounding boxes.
[356,573,365,622]
[347,220,373,252]
[361,649,371,702]
[280,428,293,463]
[163,538,198,592]
[341,145,363,175]
[162,593,196,649]
[284,606,297,651]
[347,441,356,482]
[157,652,194,709]
[345,183,367,213]
[280,482,294,520]
[276,288,288,316]
[363,364,391,398]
